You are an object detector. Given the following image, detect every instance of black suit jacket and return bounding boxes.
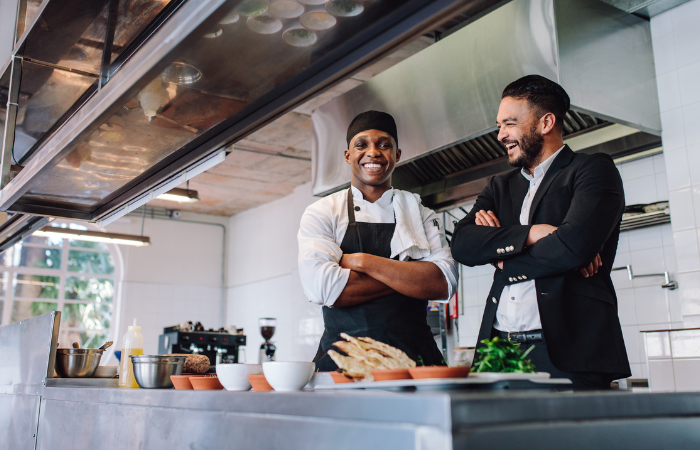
[451,146,631,378]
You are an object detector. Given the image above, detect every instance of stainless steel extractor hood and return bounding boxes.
[0,0,498,226]
[311,0,661,201]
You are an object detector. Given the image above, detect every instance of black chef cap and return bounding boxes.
[346,110,398,147]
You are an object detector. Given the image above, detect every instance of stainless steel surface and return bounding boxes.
[0,311,59,394]
[0,0,474,222]
[0,213,51,253]
[45,377,119,388]
[598,0,692,18]
[555,0,659,134]
[1,56,20,188]
[36,393,449,450]
[54,348,104,378]
[612,265,678,290]
[392,113,608,191]
[1,313,699,450]
[311,0,661,197]
[0,394,41,450]
[130,355,186,389]
[28,386,700,450]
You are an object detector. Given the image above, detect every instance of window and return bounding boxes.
[0,223,122,349]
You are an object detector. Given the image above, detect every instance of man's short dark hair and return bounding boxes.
[502,75,570,132]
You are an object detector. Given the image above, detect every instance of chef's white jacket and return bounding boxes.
[298,186,459,307]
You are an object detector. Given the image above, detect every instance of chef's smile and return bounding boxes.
[361,161,386,175]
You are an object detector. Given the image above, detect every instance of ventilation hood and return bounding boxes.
[311,0,662,202]
[0,0,490,225]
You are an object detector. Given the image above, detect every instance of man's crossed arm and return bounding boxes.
[473,210,602,278]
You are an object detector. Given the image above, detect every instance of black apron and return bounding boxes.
[313,188,446,371]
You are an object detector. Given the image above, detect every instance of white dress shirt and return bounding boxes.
[494,147,564,332]
[298,186,459,307]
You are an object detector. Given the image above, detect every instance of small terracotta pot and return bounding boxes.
[371,369,411,381]
[408,366,471,379]
[171,374,206,390]
[330,371,354,384]
[190,375,224,390]
[248,373,274,391]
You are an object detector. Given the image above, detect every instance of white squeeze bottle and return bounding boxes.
[118,319,144,388]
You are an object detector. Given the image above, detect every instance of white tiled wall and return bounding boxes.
[651,0,700,328]
[104,212,228,358]
[226,183,324,362]
[120,282,223,355]
[455,155,678,380]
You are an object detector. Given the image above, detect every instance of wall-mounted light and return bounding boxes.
[155,187,200,203]
[33,227,151,247]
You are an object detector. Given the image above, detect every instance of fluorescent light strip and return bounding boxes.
[155,187,200,203]
[34,227,151,247]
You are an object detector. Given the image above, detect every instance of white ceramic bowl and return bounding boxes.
[216,363,263,391]
[262,361,315,392]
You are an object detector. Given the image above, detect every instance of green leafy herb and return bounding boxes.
[416,355,425,367]
[472,337,536,373]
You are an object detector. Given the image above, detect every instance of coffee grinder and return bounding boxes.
[258,318,277,363]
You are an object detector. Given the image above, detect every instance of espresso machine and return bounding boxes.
[158,322,246,370]
[258,318,276,363]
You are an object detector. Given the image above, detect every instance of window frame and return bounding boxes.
[0,221,123,355]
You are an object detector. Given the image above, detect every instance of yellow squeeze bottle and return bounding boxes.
[118,319,144,388]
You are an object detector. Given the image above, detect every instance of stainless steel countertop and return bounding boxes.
[40,384,700,429]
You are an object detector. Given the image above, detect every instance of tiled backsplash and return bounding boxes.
[456,154,677,379]
[644,329,700,392]
[652,0,700,329]
[115,282,224,357]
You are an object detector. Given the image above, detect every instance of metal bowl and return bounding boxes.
[131,355,187,389]
[55,349,104,378]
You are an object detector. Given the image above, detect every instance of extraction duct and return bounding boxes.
[311,0,661,200]
[598,0,693,18]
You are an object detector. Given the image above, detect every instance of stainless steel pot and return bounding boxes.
[131,355,187,388]
[55,348,104,377]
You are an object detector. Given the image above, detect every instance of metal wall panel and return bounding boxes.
[556,0,661,134]
[0,312,59,395]
[36,398,450,450]
[311,0,662,197]
[0,394,40,450]
[312,0,559,196]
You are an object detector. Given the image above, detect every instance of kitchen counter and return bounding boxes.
[31,385,700,450]
[3,314,700,450]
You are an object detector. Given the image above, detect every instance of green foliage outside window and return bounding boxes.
[5,236,118,348]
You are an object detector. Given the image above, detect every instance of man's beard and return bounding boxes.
[507,126,544,169]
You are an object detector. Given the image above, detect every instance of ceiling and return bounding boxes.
[146,36,435,216]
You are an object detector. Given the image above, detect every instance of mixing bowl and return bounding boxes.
[131,355,187,388]
[216,363,262,391]
[55,349,104,378]
[262,361,315,392]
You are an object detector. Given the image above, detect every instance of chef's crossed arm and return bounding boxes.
[298,199,458,308]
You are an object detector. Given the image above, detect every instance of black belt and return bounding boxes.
[495,329,543,344]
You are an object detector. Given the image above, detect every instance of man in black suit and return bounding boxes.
[450,75,630,389]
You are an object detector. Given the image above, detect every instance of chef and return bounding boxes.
[298,111,459,371]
